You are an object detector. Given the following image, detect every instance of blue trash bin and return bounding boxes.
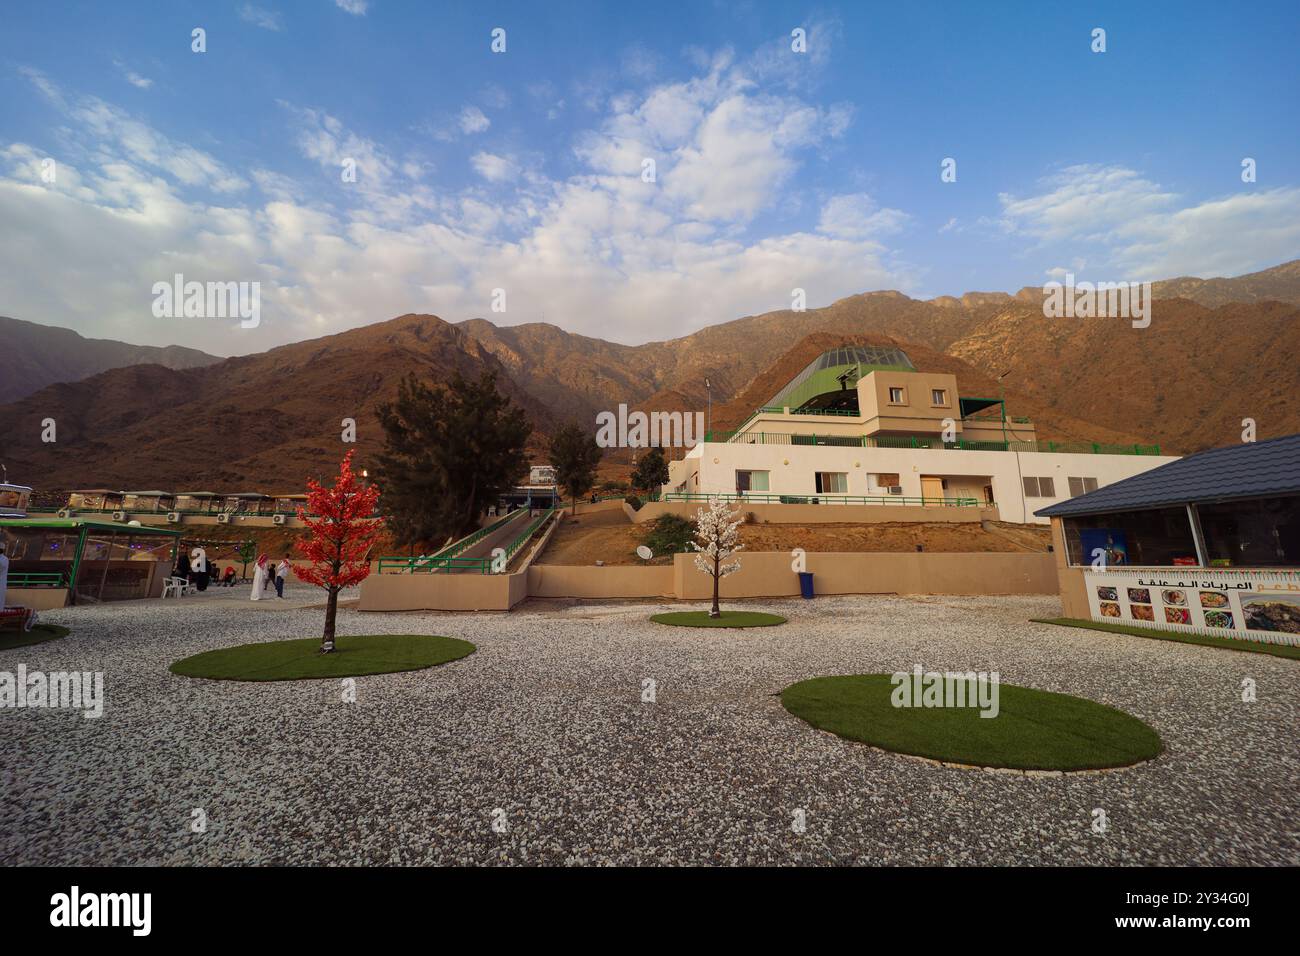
[798,571,815,599]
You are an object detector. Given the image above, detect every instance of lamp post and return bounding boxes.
[705,378,712,442]
[997,369,1012,447]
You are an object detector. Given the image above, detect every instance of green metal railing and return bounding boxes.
[659,492,981,507]
[7,570,67,587]
[28,506,321,517]
[377,508,558,575]
[702,431,1160,455]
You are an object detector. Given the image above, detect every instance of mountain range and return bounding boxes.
[1,259,1298,492]
[0,315,219,405]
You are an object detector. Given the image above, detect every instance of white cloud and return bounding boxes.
[817,193,909,240]
[237,4,283,31]
[1000,164,1300,280]
[470,152,517,183]
[335,0,368,14]
[114,61,153,89]
[458,106,490,135]
[999,165,1177,242]
[0,51,919,354]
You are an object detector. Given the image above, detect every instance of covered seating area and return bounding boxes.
[0,518,184,608]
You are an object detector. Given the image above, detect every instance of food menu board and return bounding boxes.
[1083,569,1300,645]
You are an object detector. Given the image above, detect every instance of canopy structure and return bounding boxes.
[1,518,184,604]
[765,346,915,413]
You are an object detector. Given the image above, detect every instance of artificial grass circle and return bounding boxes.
[170,634,475,682]
[0,624,71,652]
[651,610,787,628]
[781,674,1162,771]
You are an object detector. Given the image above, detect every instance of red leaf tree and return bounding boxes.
[294,450,385,653]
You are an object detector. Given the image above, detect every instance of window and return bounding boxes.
[1022,476,1057,498]
[931,388,948,406]
[735,470,770,493]
[1063,508,1199,567]
[877,473,900,487]
[815,472,848,494]
[1068,476,1099,497]
[888,387,906,404]
[1198,494,1300,567]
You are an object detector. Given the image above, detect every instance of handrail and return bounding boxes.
[376,508,555,575]
[658,492,982,507]
[429,509,524,561]
[704,431,1160,455]
[8,570,67,587]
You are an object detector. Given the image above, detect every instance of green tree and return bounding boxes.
[549,422,602,514]
[236,539,256,580]
[375,370,532,547]
[631,447,669,495]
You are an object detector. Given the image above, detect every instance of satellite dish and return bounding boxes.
[636,545,653,561]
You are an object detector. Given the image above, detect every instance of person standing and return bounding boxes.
[250,553,268,601]
[275,554,290,599]
[0,541,9,608]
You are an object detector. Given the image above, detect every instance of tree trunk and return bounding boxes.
[321,586,338,653]
[710,554,721,618]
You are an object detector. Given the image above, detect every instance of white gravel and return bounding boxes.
[2,592,1296,866]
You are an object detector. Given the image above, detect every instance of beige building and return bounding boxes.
[664,345,1175,525]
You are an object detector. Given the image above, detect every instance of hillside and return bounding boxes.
[0,315,220,404]
[3,258,1299,492]
[0,314,551,489]
[456,258,1300,454]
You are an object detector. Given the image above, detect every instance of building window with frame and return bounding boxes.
[1068,476,1099,497]
[735,470,770,493]
[930,388,948,406]
[815,472,848,494]
[1022,476,1057,498]
[888,386,906,404]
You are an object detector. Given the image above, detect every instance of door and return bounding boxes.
[921,476,945,506]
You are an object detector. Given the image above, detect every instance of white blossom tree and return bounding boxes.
[692,497,745,618]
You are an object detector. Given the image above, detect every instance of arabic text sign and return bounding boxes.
[1084,568,1300,645]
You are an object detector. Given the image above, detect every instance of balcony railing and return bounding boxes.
[659,492,982,507]
[702,431,1160,455]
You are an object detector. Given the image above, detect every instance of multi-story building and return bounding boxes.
[663,345,1176,525]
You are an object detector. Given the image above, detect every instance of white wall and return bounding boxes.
[686,441,1177,524]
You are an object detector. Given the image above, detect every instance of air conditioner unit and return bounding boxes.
[217,513,231,524]
[112,510,127,521]
[272,513,287,526]
[167,512,181,523]
[888,486,904,495]
[57,509,72,518]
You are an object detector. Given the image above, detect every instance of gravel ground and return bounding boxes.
[1,592,1296,866]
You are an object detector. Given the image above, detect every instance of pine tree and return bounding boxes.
[692,497,744,618]
[293,451,385,653]
[549,422,603,515]
[375,371,532,547]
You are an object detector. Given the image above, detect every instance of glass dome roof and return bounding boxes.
[766,346,915,410]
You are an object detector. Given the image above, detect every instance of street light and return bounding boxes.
[705,378,712,442]
[997,370,1012,446]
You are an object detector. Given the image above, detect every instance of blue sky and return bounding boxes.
[1,0,1297,355]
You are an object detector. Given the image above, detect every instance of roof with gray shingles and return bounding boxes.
[1035,433,1300,518]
